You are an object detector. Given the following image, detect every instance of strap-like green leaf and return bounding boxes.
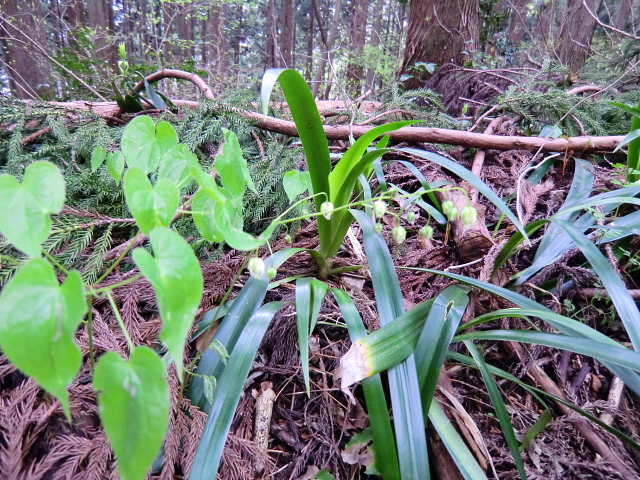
[189,302,283,480]
[332,289,401,480]
[351,209,430,480]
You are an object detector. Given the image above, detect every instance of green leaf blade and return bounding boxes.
[94,347,170,480]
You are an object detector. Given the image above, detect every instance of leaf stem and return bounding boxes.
[106,290,135,354]
[42,250,70,275]
[94,232,141,285]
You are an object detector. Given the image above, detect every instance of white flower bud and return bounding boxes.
[373,200,387,219]
[447,206,459,222]
[461,206,478,227]
[420,225,433,240]
[248,257,265,279]
[392,226,406,244]
[321,201,334,220]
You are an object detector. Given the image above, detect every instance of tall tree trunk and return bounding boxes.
[312,0,343,98]
[280,0,294,67]
[140,0,150,50]
[554,0,603,72]
[534,0,557,52]
[265,0,278,69]
[0,0,54,99]
[163,1,174,64]
[87,0,117,71]
[306,5,314,79]
[209,1,228,86]
[401,0,480,78]
[506,0,531,47]
[365,0,385,91]
[345,0,368,97]
[233,2,243,74]
[63,0,86,48]
[614,0,633,35]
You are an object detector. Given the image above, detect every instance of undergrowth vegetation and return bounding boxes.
[1,66,640,480]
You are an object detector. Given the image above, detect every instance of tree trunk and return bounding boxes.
[280,0,294,67]
[506,0,531,47]
[614,0,633,35]
[305,6,314,79]
[63,0,86,48]
[345,0,368,97]
[163,1,174,64]
[365,0,385,91]
[265,0,278,69]
[554,0,603,72]
[209,1,227,86]
[534,0,556,54]
[0,0,55,99]
[233,3,243,74]
[401,0,480,80]
[312,0,343,98]
[86,0,117,70]
[140,0,150,50]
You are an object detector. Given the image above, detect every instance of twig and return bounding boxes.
[20,126,52,146]
[358,108,415,125]
[566,84,603,95]
[470,116,506,202]
[599,376,625,426]
[582,0,640,41]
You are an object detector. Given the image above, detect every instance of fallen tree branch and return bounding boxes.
[33,99,626,154]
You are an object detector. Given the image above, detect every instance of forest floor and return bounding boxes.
[1,140,639,480]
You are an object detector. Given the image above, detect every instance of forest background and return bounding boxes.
[0,0,638,104]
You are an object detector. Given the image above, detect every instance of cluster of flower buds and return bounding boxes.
[441,200,458,221]
[248,257,278,280]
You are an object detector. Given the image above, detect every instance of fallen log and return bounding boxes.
[33,99,625,154]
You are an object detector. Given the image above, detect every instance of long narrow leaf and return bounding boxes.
[415,285,470,413]
[555,219,640,350]
[351,209,430,480]
[333,289,401,480]
[399,148,527,239]
[189,301,283,480]
[465,341,527,479]
[447,351,640,452]
[454,330,640,371]
[405,268,640,396]
[261,69,332,251]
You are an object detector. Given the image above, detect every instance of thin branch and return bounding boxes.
[582,0,640,41]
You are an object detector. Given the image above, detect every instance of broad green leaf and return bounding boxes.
[107,151,125,183]
[0,259,86,418]
[399,148,527,239]
[283,170,312,202]
[157,144,197,186]
[94,347,170,480]
[539,125,562,138]
[91,146,107,172]
[192,188,228,243]
[333,289,401,480]
[0,161,65,257]
[615,128,640,152]
[216,128,256,203]
[555,219,640,350]
[352,209,430,480]
[124,167,179,235]
[190,302,282,480]
[121,116,178,173]
[132,227,203,380]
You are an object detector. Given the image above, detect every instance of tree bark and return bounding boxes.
[554,0,603,72]
[614,0,633,35]
[506,0,531,47]
[345,0,368,97]
[280,0,295,67]
[86,0,117,71]
[0,0,54,99]
[163,1,175,64]
[401,0,480,83]
[265,0,278,69]
[306,5,314,79]
[208,1,228,86]
[365,0,385,91]
[312,0,343,98]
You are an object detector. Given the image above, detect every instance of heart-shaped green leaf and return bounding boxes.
[124,167,179,235]
[158,143,197,186]
[121,116,178,174]
[0,161,65,257]
[215,129,256,205]
[107,151,125,183]
[283,170,312,202]
[0,258,86,418]
[192,188,227,243]
[94,346,170,480]
[91,146,107,172]
[133,227,203,379]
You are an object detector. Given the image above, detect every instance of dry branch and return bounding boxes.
[32,99,626,154]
